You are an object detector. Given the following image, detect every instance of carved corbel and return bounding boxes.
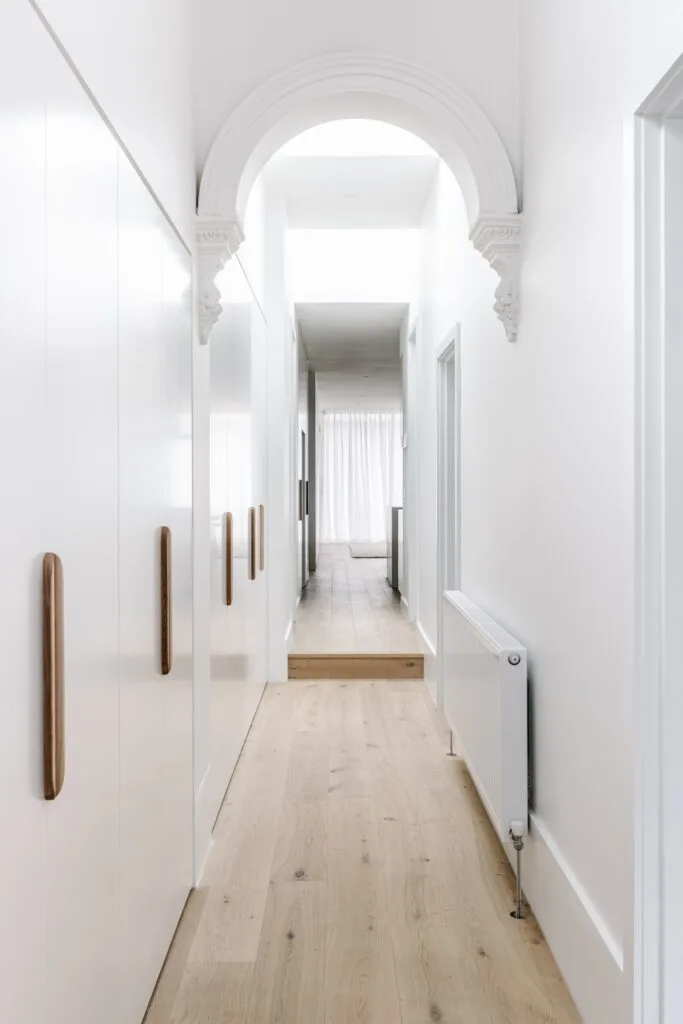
[196,217,245,344]
[470,213,523,342]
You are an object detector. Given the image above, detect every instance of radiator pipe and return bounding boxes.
[509,821,526,919]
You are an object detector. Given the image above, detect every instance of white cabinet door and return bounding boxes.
[118,156,193,1024]
[0,4,49,1021]
[205,258,267,830]
[43,40,121,1024]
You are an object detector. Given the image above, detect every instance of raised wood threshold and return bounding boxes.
[288,652,424,680]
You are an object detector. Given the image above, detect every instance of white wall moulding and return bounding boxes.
[196,216,244,344]
[470,213,523,342]
[197,52,521,345]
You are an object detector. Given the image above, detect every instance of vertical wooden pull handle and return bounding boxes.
[225,512,233,605]
[160,527,172,676]
[248,507,256,581]
[305,481,309,516]
[43,553,65,800]
[259,504,265,571]
[298,480,304,522]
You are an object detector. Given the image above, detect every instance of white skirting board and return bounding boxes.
[519,814,627,1023]
[416,620,437,703]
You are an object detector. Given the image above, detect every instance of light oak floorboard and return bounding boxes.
[146,679,579,1024]
[291,543,420,655]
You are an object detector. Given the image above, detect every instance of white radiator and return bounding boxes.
[442,591,528,844]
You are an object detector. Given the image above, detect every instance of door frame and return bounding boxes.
[436,326,462,710]
[402,319,419,622]
[634,52,683,1024]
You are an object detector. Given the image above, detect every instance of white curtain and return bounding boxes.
[319,410,403,543]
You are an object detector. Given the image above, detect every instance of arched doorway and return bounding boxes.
[196,53,522,345]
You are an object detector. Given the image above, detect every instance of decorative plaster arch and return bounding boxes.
[197,53,522,343]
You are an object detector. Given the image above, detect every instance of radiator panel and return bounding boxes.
[442,591,528,844]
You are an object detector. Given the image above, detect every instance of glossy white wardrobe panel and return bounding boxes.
[0,3,49,1020]
[158,224,193,923]
[249,300,269,691]
[118,155,193,1023]
[44,48,120,1024]
[205,257,266,830]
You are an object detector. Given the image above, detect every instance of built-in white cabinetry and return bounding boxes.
[0,2,193,1023]
[118,159,193,1023]
[204,254,268,832]
[44,49,121,1024]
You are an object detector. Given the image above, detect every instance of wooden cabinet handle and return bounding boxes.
[225,512,233,605]
[43,553,65,800]
[259,504,265,572]
[298,480,304,522]
[305,481,309,516]
[248,506,256,581]
[160,527,172,675]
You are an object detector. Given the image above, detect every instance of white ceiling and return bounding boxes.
[269,154,438,228]
[296,302,406,409]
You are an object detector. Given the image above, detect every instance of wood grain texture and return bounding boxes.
[289,653,424,680]
[146,680,579,1024]
[43,552,65,800]
[290,543,422,655]
[160,526,172,675]
[224,513,233,606]
[248,507,256,581]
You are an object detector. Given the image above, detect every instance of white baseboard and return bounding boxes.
[400,594,409,613]
[416,619,436,657]
[521,813,626,1022]
[416,620,437,701]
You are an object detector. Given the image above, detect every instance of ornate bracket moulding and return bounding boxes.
[197,217,245,344]
[471,213,523,343]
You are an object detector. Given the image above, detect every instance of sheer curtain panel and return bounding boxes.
[319,410,403,543]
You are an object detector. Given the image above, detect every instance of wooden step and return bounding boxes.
[288,652,424,680]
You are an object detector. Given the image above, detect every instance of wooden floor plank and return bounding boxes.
[146,680,580,1024]
[288,652,424,680]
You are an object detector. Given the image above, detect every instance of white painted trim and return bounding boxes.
[284,618,293,649]
[416,619,436,658]
[522,813,626,1023]
[531,813,624,970]
[400,594,409,614]
[633,52,683,1024]
[196,54,521,345]
[436,329,462,710]
[199,53,518,228]
[417,619,437,702]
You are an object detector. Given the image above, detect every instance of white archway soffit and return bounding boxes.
[197,54,523,344]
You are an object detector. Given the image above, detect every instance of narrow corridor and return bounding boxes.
[146,679,579,1023]
[291,544,419,654]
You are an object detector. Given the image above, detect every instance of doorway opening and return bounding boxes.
[274,121,429,676]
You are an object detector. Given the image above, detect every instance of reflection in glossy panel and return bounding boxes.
[206,249,268,831]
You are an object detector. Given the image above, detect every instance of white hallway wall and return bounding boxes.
[519,1,683,1021]
[416,147,628,1019]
